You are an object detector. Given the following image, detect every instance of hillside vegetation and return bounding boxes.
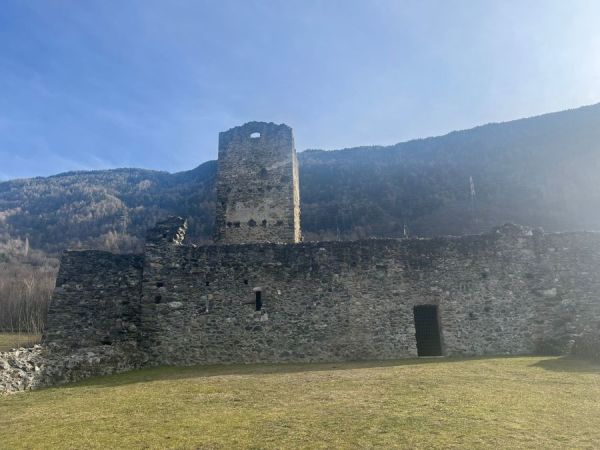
[1,357,599,449]
[1,103,600,331]
[2,104,600,252]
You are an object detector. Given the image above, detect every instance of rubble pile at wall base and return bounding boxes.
[0,346,45,393]
[0,343,145,394]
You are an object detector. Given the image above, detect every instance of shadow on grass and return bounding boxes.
[64,355,532,390]
[531,356,600,374]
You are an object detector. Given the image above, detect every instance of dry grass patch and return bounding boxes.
[1,356,600,449]
[0,332,40,351]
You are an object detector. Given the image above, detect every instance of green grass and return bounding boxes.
[0,332,40,352]
[1,357,600,449]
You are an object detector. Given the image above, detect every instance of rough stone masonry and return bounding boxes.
[214,122,301,244]
[2,121,600,393]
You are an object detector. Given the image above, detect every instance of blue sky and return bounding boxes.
[1,0,600,180]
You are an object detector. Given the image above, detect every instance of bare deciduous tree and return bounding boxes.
[0,238,58,337]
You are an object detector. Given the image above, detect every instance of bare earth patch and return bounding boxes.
[1,356,599,449]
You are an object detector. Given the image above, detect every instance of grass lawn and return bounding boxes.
[0,332,40,352]
[1,356,600,449]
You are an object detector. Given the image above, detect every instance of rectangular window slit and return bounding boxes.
[255,291,262,311]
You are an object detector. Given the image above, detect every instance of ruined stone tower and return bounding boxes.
[215,122,301,244]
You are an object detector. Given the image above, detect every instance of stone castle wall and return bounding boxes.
[4,220,599,393]
[2,251,147,393]
[214,122,301,244]
[139,224,600,365]
[45,251,144,349]
[40,221,600,367]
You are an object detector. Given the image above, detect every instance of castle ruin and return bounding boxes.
[2,121,600,392]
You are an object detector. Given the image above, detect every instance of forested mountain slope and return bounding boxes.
[1,103,600,256]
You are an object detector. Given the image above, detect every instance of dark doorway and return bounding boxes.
[413,305,442,356]
[255,291,262,311]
